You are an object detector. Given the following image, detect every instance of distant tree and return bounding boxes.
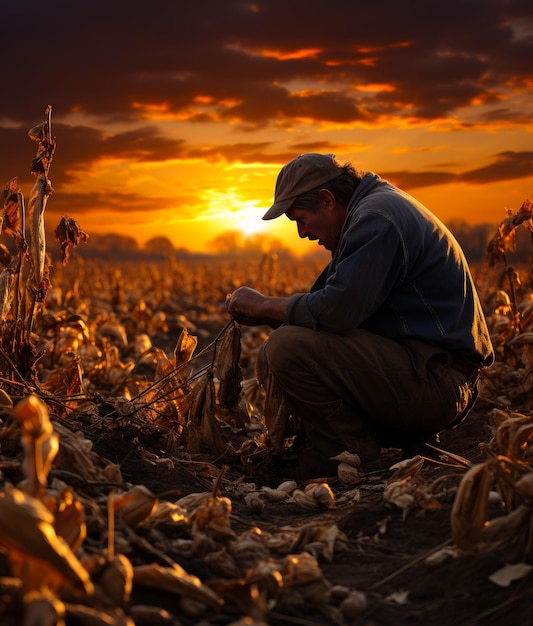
[208,230,292,257]
[208,231,246,254]
[144,236,175,259]
[79,233,140,260]
[243,233,290,254]
[447,220,495,263]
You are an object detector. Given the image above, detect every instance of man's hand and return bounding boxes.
[226,286,288,327]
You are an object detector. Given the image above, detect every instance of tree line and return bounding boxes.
[4,220,533,267]
[66,221,533,267]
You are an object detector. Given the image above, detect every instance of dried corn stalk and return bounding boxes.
[184,370,231,457]
[0,261,17,323]
[215,322,243,407]
[452,413,533,553]
[26,106,55,300]
[451,457,531,552]
[487,199,533,266]
[2,177,22,239]
[260,371,290,455]
[1,179,23,321]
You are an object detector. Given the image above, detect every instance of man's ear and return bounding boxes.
[319,189,336,211]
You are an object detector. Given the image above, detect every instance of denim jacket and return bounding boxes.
[287,172,494,366]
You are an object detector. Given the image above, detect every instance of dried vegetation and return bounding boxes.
[0,109,533,624]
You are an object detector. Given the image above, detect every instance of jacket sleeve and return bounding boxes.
[287,212,408,334]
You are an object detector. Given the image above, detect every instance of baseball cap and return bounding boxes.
[262,153,343,220]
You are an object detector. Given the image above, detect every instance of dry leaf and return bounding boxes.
[330,450,361,465]
[488,562,533,587]
[425,545,460,567]
[337,463,361,486]
[53,421,108,482]
[129,604,178,625]
[386,589,410,604]
[451,458,531,552]
[54,216,89,264]
[133,562,222,609]
[280,552,324,586]
[291,483,335,509]
[229,528,270,570]
[11,395,59,498]
[204,548,242,578]
[113,486,159,527]
[190,493,234,539]
[23,588,66,626]
[215,323,243,406]
[260,482,296,502]
[174,327,198,366]
[0,485,93,595]
[340,590,367,618]
[65,602,134,625]
[52,488,87,553]
[383,480,416,518]
[96,554,134,606]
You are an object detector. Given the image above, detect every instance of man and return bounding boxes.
[226,153,494,479]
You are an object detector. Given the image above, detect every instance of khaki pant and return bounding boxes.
[257,326,474,465]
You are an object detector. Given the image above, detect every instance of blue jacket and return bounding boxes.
[287,172,494,366]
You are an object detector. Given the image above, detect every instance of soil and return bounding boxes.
[81,391,533,626]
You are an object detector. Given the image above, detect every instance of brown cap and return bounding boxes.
[262,153,343,220]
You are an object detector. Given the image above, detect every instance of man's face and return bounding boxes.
[286,196,343,251]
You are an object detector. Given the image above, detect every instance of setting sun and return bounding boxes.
[203,189,268,236]
[233,205,269,236]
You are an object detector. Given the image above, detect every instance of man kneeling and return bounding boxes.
[226,153,494,479]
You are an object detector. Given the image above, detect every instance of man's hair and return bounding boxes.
[290,162,363,211]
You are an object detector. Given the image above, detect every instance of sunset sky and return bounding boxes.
[1,0,532,254]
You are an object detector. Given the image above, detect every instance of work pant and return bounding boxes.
[256,326,475,466]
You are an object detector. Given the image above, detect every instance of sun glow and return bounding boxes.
[202,188,268,235]
[235,205,269,235]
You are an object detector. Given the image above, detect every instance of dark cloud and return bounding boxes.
[382,151,533,190]
[0,123,188,188]
[41,190,189,218]
[380,171,455,189]
[460,151,533,184]
[1,0,530,125]
[1,0,531,200]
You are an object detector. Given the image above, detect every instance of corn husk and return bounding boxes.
[113,485,159,527]
[0,485,93,595]
[11,395,59,498]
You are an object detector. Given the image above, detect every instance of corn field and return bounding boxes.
[0,108,533,625]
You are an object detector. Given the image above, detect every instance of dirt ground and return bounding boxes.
[1,362,531,626]
[80,383,533,626]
